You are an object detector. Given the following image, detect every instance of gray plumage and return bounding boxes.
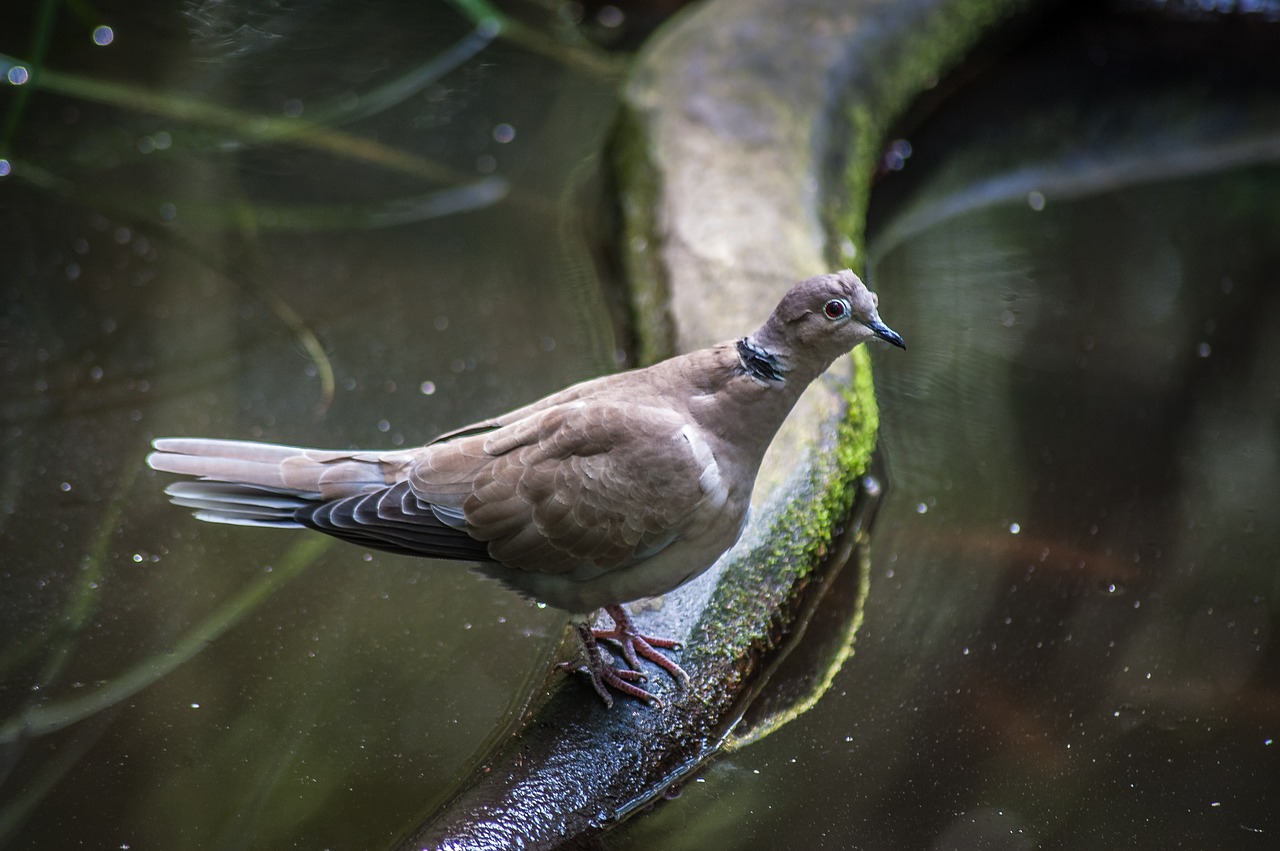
[148,270,904,704]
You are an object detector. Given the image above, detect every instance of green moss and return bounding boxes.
[837,0,1028,247]
[610,106,677,366]
[776,347,879,565]
[615,0,1035,729]
[693,346,879,668]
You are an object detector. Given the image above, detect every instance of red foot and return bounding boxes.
[561,604,689,708]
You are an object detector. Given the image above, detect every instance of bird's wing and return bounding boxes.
[411,400,723,575]
[296,480,492,562]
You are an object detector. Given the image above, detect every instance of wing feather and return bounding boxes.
[411,401,716,576]
[296,481,491,561]
[284,399,720,577]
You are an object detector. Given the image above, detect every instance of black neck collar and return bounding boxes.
[736,337,786,383]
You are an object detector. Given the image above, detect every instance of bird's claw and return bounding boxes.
[595,603,691,686]
[563,604,688,708]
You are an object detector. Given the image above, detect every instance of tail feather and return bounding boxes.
[148,438,492,562]
[148,439,311,491]
[147,437,393,498]
[163,481,311,527]
[151,438,306,465]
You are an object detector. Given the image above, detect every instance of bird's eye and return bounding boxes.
[823,298,850,320]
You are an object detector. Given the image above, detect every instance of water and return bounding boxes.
[1,2,625,848]
[610,10,1280,850]
[5,3,1279,849]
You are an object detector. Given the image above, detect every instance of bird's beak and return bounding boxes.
[867,319,906,349]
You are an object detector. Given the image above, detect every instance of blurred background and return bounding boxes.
[2,1,1279,849]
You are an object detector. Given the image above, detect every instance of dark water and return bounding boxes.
[610,12,1280,851]
[5,3,1280,851]
[1,2,627,848]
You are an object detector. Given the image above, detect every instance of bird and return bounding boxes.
[147,269,904,707]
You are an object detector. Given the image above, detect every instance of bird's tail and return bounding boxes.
[147,438,398,527]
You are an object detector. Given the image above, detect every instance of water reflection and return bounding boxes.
[6,2,1280,848]
[1,1,625,848]
[610,10,1280,850]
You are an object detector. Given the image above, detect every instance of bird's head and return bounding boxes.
[753,270,904,376]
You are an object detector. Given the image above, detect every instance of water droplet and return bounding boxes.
[92,26,114,46]
[1027,190,1045,211]
[883,138,912,170]
[597,5,624,27]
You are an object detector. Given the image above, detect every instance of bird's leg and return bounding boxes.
[560,606,689,708]
[565,623,658,709]
[595,603,690,686]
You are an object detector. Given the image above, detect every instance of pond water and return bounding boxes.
[4,3,1279,850]
[609,9,1280,851]
[1,2,629,848]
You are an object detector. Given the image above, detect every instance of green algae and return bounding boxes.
[610,107,677,366]
[837,0,1030,249]
[408,1,1052,845]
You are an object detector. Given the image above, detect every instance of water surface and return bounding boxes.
[1,2,626,847]
[611,10,1280,849]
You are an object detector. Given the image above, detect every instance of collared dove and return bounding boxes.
[148,269,904,706]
